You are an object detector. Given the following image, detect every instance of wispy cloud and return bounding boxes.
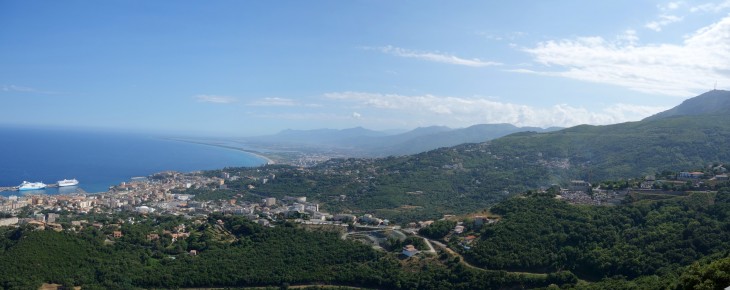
[324,91,668,128]
[691,0,730,12]
[1,84,57,94]
[644,2,684,31]
[519,15,730,96]
[250,112,351,121]
[477,31,527,42]
[249,97,297,106]
[194,95,237,104]
[368,45,501,67]
[659,1,683,11]
[645,14,683,31]
[247,97,322,107]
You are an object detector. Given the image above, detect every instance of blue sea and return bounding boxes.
[0,126,266,196]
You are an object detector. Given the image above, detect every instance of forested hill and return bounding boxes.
[482,90,730,181]
[488,113,730,181]
[644,89,730,121]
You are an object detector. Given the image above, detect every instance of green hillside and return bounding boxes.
[644,89,730,121]
[0,214,574,289]
[489,114,730,181]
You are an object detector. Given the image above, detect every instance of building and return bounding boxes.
[0,217,19,227]
[147,233,160,241]
[453,225,465,234]
[264,197,276,207]
[402,245,419,257]
[333,214,357,223]
[569,180,591,191]
[46,213,59,224]
[113,231,123,238]
[135,206,155,214]
[679,172,704,180]
[33,213,45,223]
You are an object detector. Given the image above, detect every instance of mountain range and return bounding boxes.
[240,123,561,157]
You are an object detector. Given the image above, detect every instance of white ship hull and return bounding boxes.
[57,179,79,187]
[18,181,46,191]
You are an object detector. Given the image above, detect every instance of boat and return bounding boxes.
[57,178,79,187]
[18,181,47,191]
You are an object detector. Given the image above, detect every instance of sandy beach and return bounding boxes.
[168,138,275,165]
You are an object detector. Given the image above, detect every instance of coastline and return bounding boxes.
[166,138,275,166]
[239,149,276,165]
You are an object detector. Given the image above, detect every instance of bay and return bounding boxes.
[0,126,265,196]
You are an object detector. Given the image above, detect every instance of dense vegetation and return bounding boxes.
[3,183,730,289]
[418,220,456,240]
[201,142,551,223]
[490,114,730,182]
[0,213,578,290]
[461,183,730,288]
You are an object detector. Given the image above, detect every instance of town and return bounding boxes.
[2,164,727,251]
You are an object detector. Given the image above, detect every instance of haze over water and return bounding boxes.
[0,126,265,196]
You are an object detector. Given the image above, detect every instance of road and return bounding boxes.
[419,235,437,254]
[428,238,551,278]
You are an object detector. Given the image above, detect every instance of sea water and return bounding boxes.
[0,126,265,196]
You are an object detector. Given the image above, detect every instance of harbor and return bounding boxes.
[1,183,60,192]
[0,183,58,191]
[0,178,80,193]
[0,182,86,193]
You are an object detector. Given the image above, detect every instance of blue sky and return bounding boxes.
[2,1,730,136]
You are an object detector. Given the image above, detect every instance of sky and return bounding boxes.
[2,0,730,136]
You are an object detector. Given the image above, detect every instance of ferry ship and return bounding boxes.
[57,178,79,187]
[18,181,47,191]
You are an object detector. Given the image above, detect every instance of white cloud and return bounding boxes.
[248,97,322,107]
[521,16,730,96]
[251,112,351,121]
[249,97,297,106]
[478,31,527,41]
[369,45,501,67]
[691,0,730,12]
[616,29,639,46]
[1,85,35,92]
[324,92,668,128]
[194,95,237,104]
[645,14,683,31]
[1,84,56,94]
[661,1,683,11]
[352,112,362,119]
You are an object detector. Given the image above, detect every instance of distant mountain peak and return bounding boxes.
[645,90,730,121]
